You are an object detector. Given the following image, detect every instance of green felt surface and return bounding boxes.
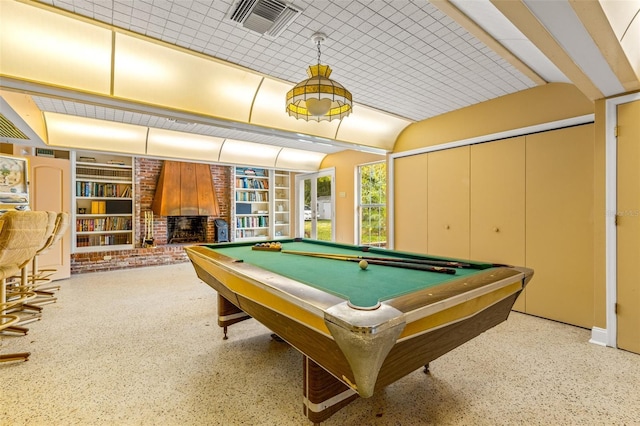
[206,239,492,308]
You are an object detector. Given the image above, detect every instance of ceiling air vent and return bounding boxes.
[228,0,301,37]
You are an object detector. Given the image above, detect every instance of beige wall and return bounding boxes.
[395,83,594,151]
[319,150,385,244]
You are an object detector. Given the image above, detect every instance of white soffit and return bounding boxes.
[219,138,282,167]
[146,128,224,162]
[450,0,569,83]
[522,0,625,96]
[44,112,147,154]
[0,1,112,95]
[275,147,326,171]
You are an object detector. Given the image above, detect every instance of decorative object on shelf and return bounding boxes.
[143,210,155,247]
[286,32,352,122]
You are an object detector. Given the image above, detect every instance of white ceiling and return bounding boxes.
[2,0,638,163]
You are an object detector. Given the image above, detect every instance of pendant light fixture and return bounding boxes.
[286,32,353,122]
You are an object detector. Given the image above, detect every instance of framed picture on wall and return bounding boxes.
[0,154,29,210]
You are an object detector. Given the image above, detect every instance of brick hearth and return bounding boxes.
[70,158,232,274]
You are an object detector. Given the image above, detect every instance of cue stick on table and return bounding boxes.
[281,250,457,274]
[281,249,470,268]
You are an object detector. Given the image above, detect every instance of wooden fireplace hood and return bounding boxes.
[151,161,220,217]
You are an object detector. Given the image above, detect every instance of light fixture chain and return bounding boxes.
[317,38,321,65]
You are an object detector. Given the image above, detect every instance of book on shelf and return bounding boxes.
[77,182,131,197]
[76,216,132,232]
[90,201,106,214]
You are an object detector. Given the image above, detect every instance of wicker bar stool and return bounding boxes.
[0,211,53,361]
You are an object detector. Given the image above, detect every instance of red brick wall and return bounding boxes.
[70,159,232,274]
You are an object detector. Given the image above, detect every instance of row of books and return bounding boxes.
[235,177,269,189]
[236,216,268,229]
[76,167,132,179]
[76,234,131,247]
[236,191,269,202]
[77,181,132,198]
[76,217,132,232]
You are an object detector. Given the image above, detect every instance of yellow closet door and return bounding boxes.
[617,100,640,354]
[427,146,470,259]
[525,124,594,328]
[470,137,526,311]
[394,154,428,253]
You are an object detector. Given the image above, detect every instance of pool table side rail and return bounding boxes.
[395,267,533,323]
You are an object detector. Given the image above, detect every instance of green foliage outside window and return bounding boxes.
[360,162,387,247]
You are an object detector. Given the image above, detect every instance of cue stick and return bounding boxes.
[281,250,456,274]
[281,249,471,269]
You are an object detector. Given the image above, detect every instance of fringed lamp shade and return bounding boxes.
[285,34,353,122]
[286,64,352,122]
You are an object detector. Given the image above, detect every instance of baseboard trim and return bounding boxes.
[589,327,608,347]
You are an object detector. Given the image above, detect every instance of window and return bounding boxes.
[358,162,386,247]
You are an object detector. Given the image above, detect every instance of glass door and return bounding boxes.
[296,169,334,241]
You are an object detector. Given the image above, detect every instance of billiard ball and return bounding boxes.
[359,260,368,270]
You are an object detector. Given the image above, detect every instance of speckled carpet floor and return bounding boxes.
[1,262,639,425]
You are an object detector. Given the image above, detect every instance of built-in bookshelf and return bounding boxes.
[232,167,292,241]
[272,170,291,238]
[233,167,270,241]
[72,151,134,253]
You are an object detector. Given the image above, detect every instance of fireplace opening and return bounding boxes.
[167,216,208,244]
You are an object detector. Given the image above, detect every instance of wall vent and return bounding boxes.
[0,113,29,140]
[228,0,301,37]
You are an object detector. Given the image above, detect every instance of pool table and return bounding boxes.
[185,239,533,422]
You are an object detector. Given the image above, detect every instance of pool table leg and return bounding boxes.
[302,356,358,423]
[217,294,251,340]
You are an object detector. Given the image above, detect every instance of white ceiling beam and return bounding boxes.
[570,0,640,92]
[491,0,604,100]
[522,0,624,97]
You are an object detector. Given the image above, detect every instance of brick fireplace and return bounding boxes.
[70,158,231,274]
[167,216,208,244]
